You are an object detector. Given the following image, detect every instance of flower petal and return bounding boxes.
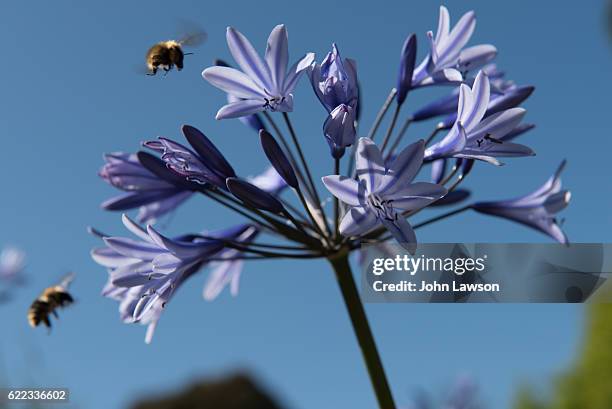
[381,217,417,254]
[321,175,363,206]
[226,27,271,91]
[283,53,315,95]
[339,206,378,236]
[201,66,264,99]
[265,25,289,93]
[378,140,425,196]
[216,99,264,120]
[355,138,385,192]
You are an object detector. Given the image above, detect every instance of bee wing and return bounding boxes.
[58,272,75,289]
[179,30,207,47]
[177,20,207,47]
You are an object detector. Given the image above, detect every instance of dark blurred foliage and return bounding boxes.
[129,373,286,409]
[514,302,612,409]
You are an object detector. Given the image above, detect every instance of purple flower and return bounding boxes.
[310,44,359,112]
[144,125,235,189]
[99,153,193,223]
[412,6,496,87]
[473,161,571,244]
[0,246,25,281]
[322,138,446,253]
[323,104,357,158]
[310,44,359,157]
[202,25,314,119]
[425,71,534,165]
[92,215,247,343]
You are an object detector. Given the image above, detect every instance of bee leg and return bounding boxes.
[52,310,59,319]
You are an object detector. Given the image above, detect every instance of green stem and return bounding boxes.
[334,157,340,239]
[329,253,396,409]
[367,88,397,141]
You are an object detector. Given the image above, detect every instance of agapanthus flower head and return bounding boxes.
[425,70,535,165]
[412,6,496,87]
[323,138,446,253]
[144,125,235,189]
[0,246,26,281]
[92,214,250,342]
[99,152,193,223]
[310,43,359,112]
[473,161,571,244]
[202,25,314,119]
[323,103,357,158]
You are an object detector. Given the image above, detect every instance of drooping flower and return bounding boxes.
[472,160,571,244]
[412,6,496,87]
[144,125,235,189]
[323,104,357,158]
[310,44,359,157]
[0,246,26,281]
[202,25,315,119]
[92,214,250,343]
[425,71,535,165]
[99,152,193,223]
[322,138,446,252]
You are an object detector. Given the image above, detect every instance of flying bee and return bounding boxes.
[28,273,75,330]
[145,28,207,76]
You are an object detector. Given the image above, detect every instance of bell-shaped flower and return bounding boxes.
[473,161,571,244]
[99,152,193,223]
[323,104,357,158]
[322,138,447,253]
[202,25,314,119]
[412,6,496,87]
[425,71,535,165]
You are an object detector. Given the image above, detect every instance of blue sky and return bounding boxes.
[0,0,609,408]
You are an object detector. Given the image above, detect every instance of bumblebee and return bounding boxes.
[28,273,74,330]
[145,29,206,76]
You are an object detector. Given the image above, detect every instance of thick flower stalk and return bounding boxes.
[91,11,572,409]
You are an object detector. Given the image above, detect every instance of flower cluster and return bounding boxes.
[91,6,570,359]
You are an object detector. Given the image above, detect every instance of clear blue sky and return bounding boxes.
[0,1,609,408]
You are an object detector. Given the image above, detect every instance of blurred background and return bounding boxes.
[1,0,611,408]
